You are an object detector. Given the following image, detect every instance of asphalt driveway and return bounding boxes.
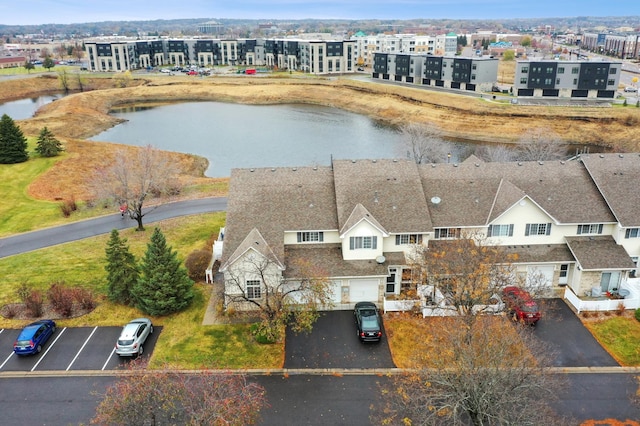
[533,298,619,367]
[284,310,395,369]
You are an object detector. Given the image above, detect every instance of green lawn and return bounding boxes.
[583,315,640,366]
[0,211,283,369]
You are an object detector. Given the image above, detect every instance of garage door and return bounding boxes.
[527,265,554,288]
[349,279,379,303]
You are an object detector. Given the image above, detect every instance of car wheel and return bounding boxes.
[52,326,56,333]
[138,345,144,356]
[150,325,154,334]
[36,345,42,353]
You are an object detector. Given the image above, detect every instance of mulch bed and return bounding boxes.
[0,303,95,321]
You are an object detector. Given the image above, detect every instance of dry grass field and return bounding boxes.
[2,71,639,201]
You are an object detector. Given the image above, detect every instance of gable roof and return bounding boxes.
[332,159,432,233]
[220,227,284,271]
[340,203,388,236]
[220,166,338,266]
[419,159,615,227]
[580,153,640,227]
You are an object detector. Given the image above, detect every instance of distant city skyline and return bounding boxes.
[0,0,633,26]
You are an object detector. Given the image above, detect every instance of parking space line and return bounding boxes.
[66,326,98,371]
[0,351,14,370]
[102,347,116,371]
[31,327,66,372]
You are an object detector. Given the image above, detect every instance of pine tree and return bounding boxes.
[0,114,29,164]
[132,227,194,316]
[35,126,64,157]
[104,229,138,305]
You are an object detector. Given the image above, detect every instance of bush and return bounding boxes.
[59,197,78,217]
[47,282,74,317]
[16,282,31,303]
[635,308,640,322]
[184,249,213,281]
[616,302,625,316]
[72,287,96,310]
[24,290,44,317]
[3,304,18,319]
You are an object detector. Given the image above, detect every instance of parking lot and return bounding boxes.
[0,326,161,372]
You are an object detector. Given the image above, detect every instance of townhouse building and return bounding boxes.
[215,153,640,312]
[582,32,640,60]
[372,52,498,92]
[513,59,622,99]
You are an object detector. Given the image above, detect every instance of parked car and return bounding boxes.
[115,318,153,357]
[354,301,383,342]
[13,319,56,355]
[502,286,541,325]
[623,86,637,93]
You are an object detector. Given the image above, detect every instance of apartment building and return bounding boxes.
[372,52,498,92]
[351,32,458,67]
[513,59,622,99]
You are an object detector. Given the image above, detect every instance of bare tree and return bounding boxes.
[375,316,569,426]
[474,144,517,162]
[399,122,452,164]
[408,232,518,325]
[516,127,568,162]
[57,69,70,93]
[91,145,180,231]
[92,363,267,425]
[72,43,85,63]
[224,256,335,341]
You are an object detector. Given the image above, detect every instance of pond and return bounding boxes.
[0,95,64,120]
[89,101,472,177]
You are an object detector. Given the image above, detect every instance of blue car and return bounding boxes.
[13,319,56,355]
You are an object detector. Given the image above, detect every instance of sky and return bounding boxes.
[0,0,632,26]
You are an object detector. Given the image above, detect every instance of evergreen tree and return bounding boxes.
[104,229,138,305]
[133,227,194,316]
[0,114,29,164]
[35,127,64,157]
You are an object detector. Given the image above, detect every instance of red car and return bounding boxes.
[502,286,541,325]
[187,70,198,76]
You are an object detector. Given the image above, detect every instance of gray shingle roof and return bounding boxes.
[566,236,636,270]
[333,159,433,233]
[580,153,640,227]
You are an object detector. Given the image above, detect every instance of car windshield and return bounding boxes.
[118,339,134,346]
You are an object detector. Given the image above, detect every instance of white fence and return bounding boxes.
[564,280,640,313]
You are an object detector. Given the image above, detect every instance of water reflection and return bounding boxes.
[0,95,64,120]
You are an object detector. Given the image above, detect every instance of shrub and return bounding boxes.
[59,197,78,217]
[603,310,612,317]
[16,282,31,303]
[25,290,44,317]
[184,249,213,281]
[635,308,640,322]
[47,282,74,317]
[72,287,96,311]
[581,311,592,318]
[3,304,18,319]
[616,302,626,316]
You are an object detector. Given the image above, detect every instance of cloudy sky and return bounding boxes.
[0,0,630,25]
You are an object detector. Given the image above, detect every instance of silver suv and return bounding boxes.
[115,318,153,357]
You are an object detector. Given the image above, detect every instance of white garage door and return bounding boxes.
[349,279,379,303]
[527,265,554,288]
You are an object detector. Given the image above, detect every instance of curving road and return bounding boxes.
[0,197,227,259]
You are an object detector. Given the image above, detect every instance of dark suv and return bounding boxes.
[502,286,541,325]
[354,302,383,342]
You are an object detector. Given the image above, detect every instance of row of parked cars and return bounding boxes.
[354,286,541,343]
[13,318,153,357]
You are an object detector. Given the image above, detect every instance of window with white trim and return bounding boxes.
[395,234,423,245]
[246,280,261,299]
[577,224,603,235]
[434,228,461,239]
[487,224,514,237]
[525,223,551,236]
[625,228,640,239]
[350,236,377,250]
[297,231,324,243]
